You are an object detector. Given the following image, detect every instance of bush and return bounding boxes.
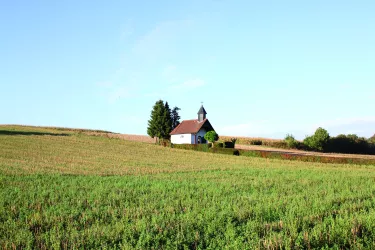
[204,131,219,143]
[231,137,238,145]
[249,140,262,145]
[303,127,330,152]
[159,139,172,147]
[326,134,370,154]
[223,141,235,148]
[172,144,210,152]
[284,134,299,149]
[173,143,239,156]
[368,134,375,144]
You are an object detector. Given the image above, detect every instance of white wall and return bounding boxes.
[171,129,208,144]
[171,133,193,144]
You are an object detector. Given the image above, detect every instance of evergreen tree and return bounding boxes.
[163,102,172,137]
[147,100,166,142]
[147,100,180,142]
[171,106,181,130]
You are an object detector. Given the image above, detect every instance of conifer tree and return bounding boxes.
[164,102,172,137]
[147,100,166,142]
[171,106,181,130]
[147,100,181,142]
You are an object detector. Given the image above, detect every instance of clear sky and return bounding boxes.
[1,0,374,139]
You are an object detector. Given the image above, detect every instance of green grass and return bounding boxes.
[1,125,375,249]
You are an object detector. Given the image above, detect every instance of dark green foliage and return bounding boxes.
[249,140,262,145]
[303,127,330,152]
[172,144,210,152]
[204,131,219,143]
[303,130,375,155]
[369,134,375,144]
[173,144,238,155]
[163,102,172,137]
[147,100,178,141]
[284,134,299,149]
[171,106,181,130]
[326,134,372,154]
[147,100,169,141]
[223,141,235,148]
[159,139,172,147]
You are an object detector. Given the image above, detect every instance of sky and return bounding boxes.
[1,0,374,139]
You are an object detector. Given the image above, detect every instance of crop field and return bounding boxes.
[1,125,375,249]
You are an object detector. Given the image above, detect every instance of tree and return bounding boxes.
[147,100,169,142]
[163,102,172,137]
[204,131,219,143]
[303,127,330,152]
[284,134,299,149]
[369,134,375,144]
[171,106,181,130]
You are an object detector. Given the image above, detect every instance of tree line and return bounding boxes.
[147,100,180,142]
[285,127,375,155]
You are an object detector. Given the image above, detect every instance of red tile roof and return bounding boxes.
[170,119,210,135]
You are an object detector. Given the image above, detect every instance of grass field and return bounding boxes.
[1,125,375,249]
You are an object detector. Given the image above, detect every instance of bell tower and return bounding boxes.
[197,104,207,122]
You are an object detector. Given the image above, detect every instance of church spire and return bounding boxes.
[197,104,207,122]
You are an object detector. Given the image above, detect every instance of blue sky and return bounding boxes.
[1,0,374,139]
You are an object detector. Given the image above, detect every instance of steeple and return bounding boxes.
[197,104,207,122]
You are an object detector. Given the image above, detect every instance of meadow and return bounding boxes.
[1,125,375,249]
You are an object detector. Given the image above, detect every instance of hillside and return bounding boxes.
[1,125,375,248]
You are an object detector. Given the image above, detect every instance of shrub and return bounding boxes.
[172,144,210,152]
[173,143,240,156]
[231,137,238,145]
[223,141,235,148]
[284,134,299,149]
[159,139,171,147]
[250,140,262,145]
[204,131,219,143]
[326,134,371,154]
[303,127,330,152]
[369,134,375,144]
